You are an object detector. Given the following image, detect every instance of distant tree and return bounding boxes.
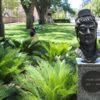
[85,0,100,17]
[20,0,35,29]
[51,0,61,8]
[59,0,75,18]
[91,0,100,17]
[0,0,5,38]
[35,0,49,24]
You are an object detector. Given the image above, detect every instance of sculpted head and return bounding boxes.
[75,9,97,45]
[75,9,98,63]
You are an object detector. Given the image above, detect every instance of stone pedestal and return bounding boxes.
[76,58,100,100]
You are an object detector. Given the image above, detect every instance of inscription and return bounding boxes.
[81,71,100,93]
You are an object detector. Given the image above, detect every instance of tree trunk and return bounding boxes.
[0,0,5,38]
[21,0,34,29]
[26,10,33,29]
[35,0,49,24]
[37,8,46,24]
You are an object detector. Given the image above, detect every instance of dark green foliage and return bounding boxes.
[19,40,47,65]
[20,39,46,55]
[0,82,20,100]
[53,19,70,23]
[0,38,21,48]
[0,45,27,83]
[20,39,72,62]
[97,39,100,49]
[19,39,78,70]
[59,0,75,15]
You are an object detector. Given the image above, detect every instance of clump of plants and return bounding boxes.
[14,59,77,100]
[41,42,72,62]
[0,44,27,83]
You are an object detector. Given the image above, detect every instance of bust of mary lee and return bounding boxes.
[75,9,100,63]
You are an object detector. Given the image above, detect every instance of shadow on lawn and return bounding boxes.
[37,24,75,40]
[5,23,75,41]
[39,31,75,40]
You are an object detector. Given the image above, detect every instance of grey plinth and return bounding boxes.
[76,58,100,100]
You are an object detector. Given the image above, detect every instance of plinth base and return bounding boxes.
[76,58,100,100]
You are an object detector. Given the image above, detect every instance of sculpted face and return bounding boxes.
[75,9,99,63]
[78,21,97,44]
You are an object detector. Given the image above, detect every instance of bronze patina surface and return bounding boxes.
[75,9,100,63]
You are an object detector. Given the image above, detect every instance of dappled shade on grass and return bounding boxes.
[5,23,77,43]
[5,23,30,41]
[37,23,76,43]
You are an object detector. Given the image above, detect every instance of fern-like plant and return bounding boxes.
[0,82,10,99]
[41,42,72,62]
[0,82,21,100]
[14,60,77,100]
[0,45,27,83]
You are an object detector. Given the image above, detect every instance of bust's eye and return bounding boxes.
[80,27,87,31]
[90,28,95,31]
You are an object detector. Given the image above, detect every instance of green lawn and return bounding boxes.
[5,23,77,43]
[5,23,30,42]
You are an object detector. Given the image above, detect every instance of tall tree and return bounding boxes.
[85,0,100,17]
[0,0,5,38]
[51,0,61,7]
[61,0,75,15]
[35,0,49,24]
[50,0,75,18]
[20,0,35,29]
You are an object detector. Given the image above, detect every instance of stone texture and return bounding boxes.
[76,58,100,100]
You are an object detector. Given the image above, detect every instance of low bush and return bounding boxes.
[0,82,19,100]
[53,19,70,23]
[0,38,21,48]
[20,39,72,64]
[0,45,27,83]
[14,60,77,100]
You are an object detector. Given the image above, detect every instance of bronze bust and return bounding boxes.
[75,9,100,63]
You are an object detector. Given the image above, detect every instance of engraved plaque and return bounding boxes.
[81,71,100,93]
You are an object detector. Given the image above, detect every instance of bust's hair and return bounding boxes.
[75,16,97,28]
[75,9,97,29]
[75,16,98,36]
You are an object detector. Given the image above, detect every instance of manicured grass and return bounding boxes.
[5,23,30,42]
[5,23,77,43]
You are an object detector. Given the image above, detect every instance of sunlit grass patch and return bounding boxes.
[5,23,77,43]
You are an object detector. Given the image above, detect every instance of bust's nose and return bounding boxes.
[87,28,91,34]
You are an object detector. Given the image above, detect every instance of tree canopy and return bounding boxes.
[85,0,100,17]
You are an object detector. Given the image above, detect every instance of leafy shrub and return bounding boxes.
[0,83,10,99]
[20,39,72,64]
[0,38,21,48]
[41,42,72,62]
[0,45,27,83]
[97,39,100,49]
[0,82,20,100]
[53,19,70,23]
[14,60,77,100]
[20,39,47,55]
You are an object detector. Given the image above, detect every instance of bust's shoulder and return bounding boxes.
[75,48,81,54]
[97,49,100,56]
[75,48,84,58]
